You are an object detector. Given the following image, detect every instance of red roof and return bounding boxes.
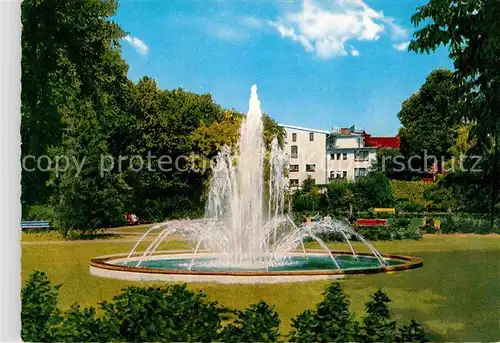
[362,132,400,149]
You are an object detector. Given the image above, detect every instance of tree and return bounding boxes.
[290,283,357,342]
[409,0,500,226]
[21,271,62,342]
[356,289,396,343]
[396,320,428,343]
[398,69,460,173]
[21,0,129,213]
[354,172,395,210]
[220,301,281,342]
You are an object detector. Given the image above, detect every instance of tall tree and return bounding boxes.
[398,69,459,173]
[410,0,500,225]
[21,0,128,211]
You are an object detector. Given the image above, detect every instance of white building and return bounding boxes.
[281,124,398,189]
[280,124,329,188]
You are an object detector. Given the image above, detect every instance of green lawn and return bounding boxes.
[22,234,500,341]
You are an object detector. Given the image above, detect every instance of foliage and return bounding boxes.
[325,180,354,214]
[290,283,357,342]
[21,271,62,342]
[220,301,280,343]
[409,0,500,227]
[354,218,422,241]
[395,201,425,213]
[440,216,499,234]
[390,180,434,207]
[23,204,55,223]
[356,290,396,343]
[59,304,103,342]
[398,69,460,172]
[100,284,222,342]
[291,283,427,343]
[371,148,409,179]
[396,320,429,343]
[354,172,395,211]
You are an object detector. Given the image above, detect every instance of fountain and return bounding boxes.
[90,85,422,283]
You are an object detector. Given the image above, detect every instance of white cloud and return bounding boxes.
[270,21,314,52]
[270,0,410,59]
[393,41,410,51]
[124,35,148,55]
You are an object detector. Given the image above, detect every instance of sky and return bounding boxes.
[114,0,452,136]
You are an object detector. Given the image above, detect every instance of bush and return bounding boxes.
[21,271,62,342]
[396,201,425,213]
[23,204,56,223]
[291,283,428,343]
[100,284,222,342]
[220,301,280,342]
[390,180,434,207]
[290,283,357,342]
[354,172,395,211]
[440,216,499,234]
[353,218,421,241]
[22,275,428,342]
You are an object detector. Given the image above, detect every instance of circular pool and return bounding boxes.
[90,250,423,284]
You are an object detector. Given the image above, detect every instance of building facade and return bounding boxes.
[280,124,329,188]
[281,124,399,189]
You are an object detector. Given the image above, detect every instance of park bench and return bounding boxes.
[355,219,388,226]
[20,221,51,230]
[373,207,396,214]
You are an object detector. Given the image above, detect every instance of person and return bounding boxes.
[312,212,322,222]
[130,213,139,225]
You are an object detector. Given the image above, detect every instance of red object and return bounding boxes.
[126,215,134,225]
[362,132,400,149]
[355,219,388,226]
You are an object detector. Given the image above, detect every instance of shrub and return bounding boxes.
[21,271,62,342]
[100,284,222,342]
[23,204,55,223]
[396,201,425,213]
[356,290,396,343]
[354,172,395,211]
[396,320,428,343]
[440,216,498,234]
[291,283,427,343]
[59,304,103,342]
[220,301,280,342]
[22,276,428,342]
[290,283,357,342]
[390,180,434,207]
[353,218,421,241]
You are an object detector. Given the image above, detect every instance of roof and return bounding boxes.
[279,124,330,135]
[362,133,400,149]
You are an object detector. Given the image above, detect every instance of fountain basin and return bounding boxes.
[90,250,423,284]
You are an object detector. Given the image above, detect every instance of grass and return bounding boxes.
[22,234,500,341]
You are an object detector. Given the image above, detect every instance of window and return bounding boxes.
[289,179,299,187]
[292,133,297,142]
[289,164,299,172]
[342,153,348,160]
[306,164,316,172]
[336,153,341,160]
[342,171,347,178]
[291,145,298,158]
[329,171,335,178]
[330,154,336,160]
[355,168,368,178]
[309,132,314,141]
[355,150,369,162]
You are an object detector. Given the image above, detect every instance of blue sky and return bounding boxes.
[114,0,451,136]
